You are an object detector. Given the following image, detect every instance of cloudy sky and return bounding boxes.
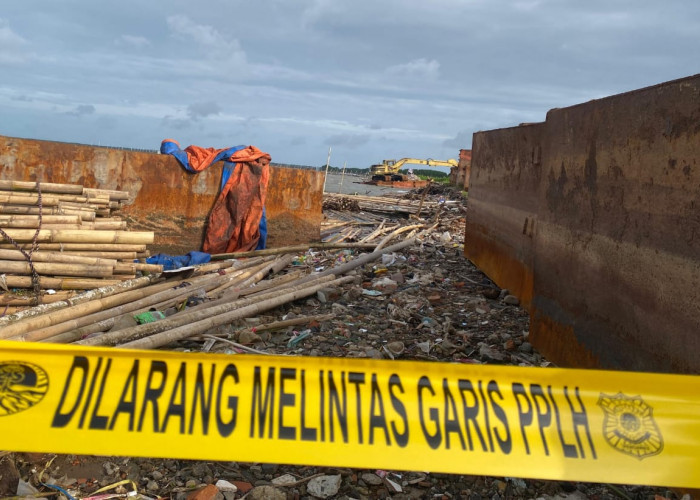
[1,1,698,169]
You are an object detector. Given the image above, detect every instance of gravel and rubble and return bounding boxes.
[1,186,692,499]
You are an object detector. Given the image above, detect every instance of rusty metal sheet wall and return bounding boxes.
[0,136,323,254]
[465,74,700,374]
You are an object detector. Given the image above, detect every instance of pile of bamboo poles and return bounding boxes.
[0,181,159,298]
[323,192,453,215]
[0,238,416,348]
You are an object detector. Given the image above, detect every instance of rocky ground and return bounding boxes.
[1,185,690,499]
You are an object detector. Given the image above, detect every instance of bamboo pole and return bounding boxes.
[0,180,85,195]
[48,251,139,260]
[235,313,335,334]
[0,290,78,305]
[16,285,209,342]
[0,204,68,217]
[0,215,82,225]
[0,275,159,326]
[78,274,349,348]
[210,242,379,260]
[78,274,340,347]
[359,219,387,243]
[0,276,195,340]
[0,229,154,244]
[89,221,128,230]
[295,237,417,286]
[0,193,64,206]
[0,249,118,267]
[0,260,115,278]
[237,270,304,298]
[42,318,116,344]
[0,276,123,290]
[83,188,130,201]
[39,268,249,343]
[374,224,425,251]
[18,224,85,230]
[206,259,282,297]
[113,263,136,274]
[126,262,159,273]
[0,306,24,315]
[120,276,355,350]
[0,243,147,252]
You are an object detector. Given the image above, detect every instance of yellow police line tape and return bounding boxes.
[0,340,698,488]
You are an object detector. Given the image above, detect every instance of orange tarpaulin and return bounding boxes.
[204,146,271,254]
[161,140,271,254]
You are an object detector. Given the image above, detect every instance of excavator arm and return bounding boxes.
[369,157,458,178]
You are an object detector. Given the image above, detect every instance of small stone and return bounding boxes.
[503,339,515,351]
[503,295,520,306]
[307,474,342,499]
[271,474,297,486]
[261,463,278,473]
[151,470,163,481]
[186,485,222,500]
[482,288,500,300]
[385,341,405,356]
[361,473,383,485]
[372,277,398,293]
[480,345,506,362]
[146,480,159,492]
[364,348,384,359]
[238,330,261,344]
[247,485,286,500]
[385,476,402,493]
[232,481,253,493]
[317,287,340,303]
[215,480,238,493]
[185,479,198,489]
[103,462,118,476]
[519,342,533,353]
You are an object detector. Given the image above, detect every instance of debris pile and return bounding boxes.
[0,185,679,500]
[0,181,159,309]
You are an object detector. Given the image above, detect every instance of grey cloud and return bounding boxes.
[166,14,246,65]
[324,134,371,148]
[187,101,221,120]
[0,17,29,63]
[67,104,96,116]
[443,130,473,149]
[161,115,191,130]
[386,58,440,79]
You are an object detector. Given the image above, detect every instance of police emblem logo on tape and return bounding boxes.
[0,361,49,417]
[597,392,663,459]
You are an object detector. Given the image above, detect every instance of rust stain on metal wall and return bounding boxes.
[0,136,323,254]
[465,74,700,374]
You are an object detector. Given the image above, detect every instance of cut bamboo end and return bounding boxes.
[83,187,130,201]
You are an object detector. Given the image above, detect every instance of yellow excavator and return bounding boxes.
[369,157,458,182]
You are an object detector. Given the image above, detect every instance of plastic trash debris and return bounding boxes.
[288,329,312,348]
[134,310,166,324]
